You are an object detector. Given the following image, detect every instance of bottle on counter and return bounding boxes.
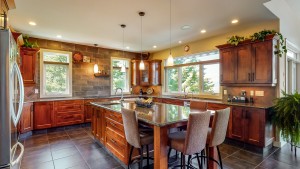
[139,89,143,95]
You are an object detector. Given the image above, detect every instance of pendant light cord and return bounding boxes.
[169,0,172,55]
[141,14,143,60]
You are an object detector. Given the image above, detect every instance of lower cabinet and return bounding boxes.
[19,102,34,133]
[162,98,184,106]
[34,102,54,129]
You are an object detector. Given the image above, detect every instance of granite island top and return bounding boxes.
[91,100,208,127]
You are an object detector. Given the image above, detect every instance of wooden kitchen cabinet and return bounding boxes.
[53,100,84,127]
[19,102,33,133]
[34,101,54,129]
[230,106,245,141]
[131,59,162,86]
[20,48,39,86]
[217,35,277,86]
[150,60,162,85]
[162,98,184,106]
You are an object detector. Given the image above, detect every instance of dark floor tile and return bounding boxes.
[231,150,264,165]
[87,156,121,169]
[223,156,256,169]
[66,129,87,136]
[69,133,90,140]
[76,142,102,152]
[47,127,65,133]
[24,135,48,147]
[66,163,90,169]
[50,141,75,151]
[53,154,85,169]
[47,131,68,139]
[52,146,80,160]
[277,144,300,156]
[258,158,298,169]
[81,147,109,162]
[270,151,300,168]
[64,124,83,130]
[48,136,70,144]
[219,144,240,155]
[72,137,94,146]
[21,151,52,167]
[21,160,54,169]
[23,144,51,157]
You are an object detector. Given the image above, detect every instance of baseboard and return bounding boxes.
[273,141,287,148]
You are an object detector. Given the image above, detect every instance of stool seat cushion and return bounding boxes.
[168,131,186,153]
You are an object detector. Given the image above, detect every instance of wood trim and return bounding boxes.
[164,59,220,69]
[43,61,70,65]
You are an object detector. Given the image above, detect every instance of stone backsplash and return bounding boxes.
[25,37,139,100]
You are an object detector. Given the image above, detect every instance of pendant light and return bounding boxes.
[120,24,126,73]
[139,12,145,70]
[166,0,174,66]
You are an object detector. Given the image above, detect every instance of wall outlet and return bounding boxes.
[35,89,39,94]
[255,91,264,97]
[223,90,227,95]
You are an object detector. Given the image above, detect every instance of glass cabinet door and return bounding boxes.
[140,61,150,86]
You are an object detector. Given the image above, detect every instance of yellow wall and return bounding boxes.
[151,20,279,60]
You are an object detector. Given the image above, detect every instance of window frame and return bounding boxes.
[40,49,72,98]
[110,57,131,95]
[163,51,221,99]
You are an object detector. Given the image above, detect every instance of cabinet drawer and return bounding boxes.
[105,110,123,124]
[162,98,184,106]
[207,103,229,110]
[55,100,84,112]
[55,113,84,126]
[106,118,125,136]
[105,128,126,161]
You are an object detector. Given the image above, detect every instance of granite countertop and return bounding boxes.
[24,94,273,109]
[91,100,207,127]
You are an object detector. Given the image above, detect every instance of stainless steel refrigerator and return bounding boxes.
[0,29,25,169]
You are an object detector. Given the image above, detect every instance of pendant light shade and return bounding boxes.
[120,24,126,73]
[93,64,99,74]
[139,11,145,70]
[167,0,174,66]
[139,60,145,70]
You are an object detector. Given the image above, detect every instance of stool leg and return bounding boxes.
[139,146,144,169]
[180,152,183,167]
[168,148,172,160]
[196,153,201,169]
[176,150,178,160]
[201,149,205,165]
[181,153,186,169]
[206,146,209,169]
[146,145,150,167]
[128,146,134,169]
[217,146,223,169]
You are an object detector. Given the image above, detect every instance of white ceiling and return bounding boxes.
[8,0,277,52]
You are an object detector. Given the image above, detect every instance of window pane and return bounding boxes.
[113,60,126,67]
[43,52,69,63]
[202,64,220,94]
[171,50,219,65]
[45,64,68,95]
[112,69,126,91]
[181,65,200,93]
[166,68,179,92]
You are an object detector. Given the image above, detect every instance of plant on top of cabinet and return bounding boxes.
[273,91,300,147]
[22,36,39,48]
[227,29,287,57]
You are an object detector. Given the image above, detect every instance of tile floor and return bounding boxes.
[19,125,300,169]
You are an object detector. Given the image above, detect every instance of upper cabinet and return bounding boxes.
[20,47,39,86]
[131,60,162,86]
[217,35,278,86]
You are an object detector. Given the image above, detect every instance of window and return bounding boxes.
[111,58,130,94]
[164,50,220,96]
[287,49,299,94]
[40,49,72,98]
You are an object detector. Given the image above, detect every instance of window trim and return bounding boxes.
[163,54,222,99]
[40,49,72,98]
[110,57,131,95]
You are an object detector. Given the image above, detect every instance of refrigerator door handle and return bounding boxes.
[10,63,24,126]
[10,142,24,167]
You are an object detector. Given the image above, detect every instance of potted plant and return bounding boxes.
[273,91,300,155]
[22,36,39,48]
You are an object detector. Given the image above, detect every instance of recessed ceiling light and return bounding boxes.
[231,19,239,24]
[201,29,206,33]
[126,46,130,49]
[153,45,157,49]
[56,35,62,38]
[181,25,191,30]
[178,41,182,44]
[29,21,36,26]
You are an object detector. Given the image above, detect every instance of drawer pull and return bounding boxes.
[111,139,117,144]
[110,122,116,127]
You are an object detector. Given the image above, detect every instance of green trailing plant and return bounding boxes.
[227,35,246,46]
[273,91,300,146]
[22,36,39,48]
[226,29,287,57]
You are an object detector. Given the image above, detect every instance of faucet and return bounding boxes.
[115,88,124,101]
[183,86,188,98]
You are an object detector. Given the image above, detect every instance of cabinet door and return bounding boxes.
[235,45,252,83]
[244,108,265,147]
[131,60,140,86]
[84,104,92,122]
[20,48,38,86]
[251,40,273,83]
[19,102,33,133]
[91,106,97,137]
[220,48,236,84]
[162,98,184,106]
[150,60,162,86]
[231,106,244,141]
[95,108,101,140]
[34,102,54,129]
[100,108,106,144]
[140,61,150,86]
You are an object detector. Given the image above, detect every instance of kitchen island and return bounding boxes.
[90,100,219,169]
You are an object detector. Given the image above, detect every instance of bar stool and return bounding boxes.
[168,111,211,168]
[205,107,230,169]
[121,108,154,169]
